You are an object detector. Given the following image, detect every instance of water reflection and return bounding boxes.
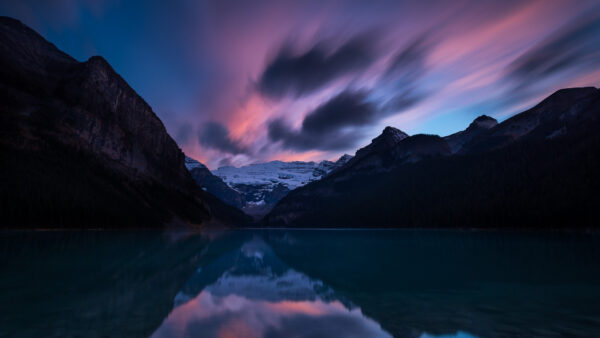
[2,229,600,337]
[420,332,477,338]
[152,237,391,337]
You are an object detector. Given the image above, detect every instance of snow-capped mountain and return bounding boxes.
[211,155,353,216]
[184,154,352,217]
[214,155,353,190]
[215,161,323,191]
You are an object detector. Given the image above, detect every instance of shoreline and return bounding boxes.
[1,226,599,234]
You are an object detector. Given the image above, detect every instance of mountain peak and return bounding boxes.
[376,126,409,144]
[87,55,111,67]
[468,115,498,130]
[83,56,118,79]
[473,114,496,123]
[382,125,407,136]
[0,15,75,74]
[336,154,353,164]
[0,17,250,227]
[349,126,409,166]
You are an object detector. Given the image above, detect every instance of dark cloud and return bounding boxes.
[381,90,425,114]
[383,35,432,84]
[268,118,361,151]
[302,90,376,133]
[199,121,247,154]
[379,34,435,114]
[258,33,378,99]
[268,90,374,151]
[506,12,600,89]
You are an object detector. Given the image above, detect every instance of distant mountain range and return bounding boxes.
[0,17,248,228]
[265,87,600,228]
[2,16,598,229]
[185,155,352,217]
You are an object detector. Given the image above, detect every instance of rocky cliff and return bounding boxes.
[0,17,248,228]
[185,156,245,210]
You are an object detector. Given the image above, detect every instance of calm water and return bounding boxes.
[1,230,600,338]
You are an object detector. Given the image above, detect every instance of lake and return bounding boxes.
[1,229,599,337]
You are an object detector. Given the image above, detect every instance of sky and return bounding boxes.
[1,0,600,168]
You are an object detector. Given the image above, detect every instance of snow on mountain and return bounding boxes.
[184,154,353,217]
[213,154,353,202]
[215,161,322,190]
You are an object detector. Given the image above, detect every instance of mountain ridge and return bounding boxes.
[459,87,599,154]
[191,154,353,217]
[264,86,600,228]
[185,156,246,210]
[0,16,249,228]
[444,115,498,153]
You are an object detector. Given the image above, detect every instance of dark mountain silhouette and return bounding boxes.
[264,87,600,228]
[337,126,408,173]
[444,115,498,153]
[0,17,249,228]
[185,156,246,209]
[332,126,451,181]
[460,87,599,154]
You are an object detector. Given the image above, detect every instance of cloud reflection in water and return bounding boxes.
[152,291,390,338]
[151,237,391,338]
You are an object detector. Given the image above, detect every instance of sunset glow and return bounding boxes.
[4,0,599,168]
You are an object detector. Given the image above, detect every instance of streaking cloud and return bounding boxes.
[3,0,599,168]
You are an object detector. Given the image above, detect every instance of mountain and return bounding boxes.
[336,127,408,173]
[444,115,498,153]
[0,17,248,228]
[331,126,450,181]
[185,156,245,209]
[460,87,599,154]
[211,154,352,217]
[184,156,207,170]
[264,87,600,228]
[312,154,351,176]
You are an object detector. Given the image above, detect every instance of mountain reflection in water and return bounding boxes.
[2,229,600,337]
[152,237,392,337]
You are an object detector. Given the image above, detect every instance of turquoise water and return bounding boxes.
[1,229,599,337]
